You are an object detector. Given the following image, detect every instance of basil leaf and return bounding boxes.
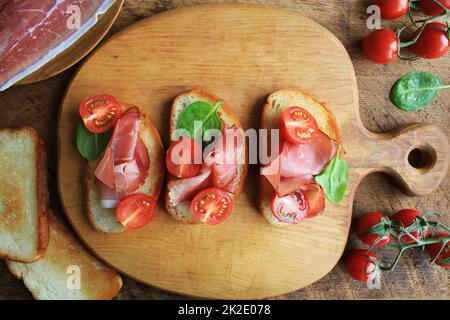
[176,100,223,148]
[390,71,450,111]
[76,122,112,161]
[315,147,348,204]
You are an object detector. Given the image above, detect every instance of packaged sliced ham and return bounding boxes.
[0,0,115,91]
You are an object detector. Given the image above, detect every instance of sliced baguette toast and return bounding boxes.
[165,89,247,223]
[259,89,342,226]
[0,127,49,262]
[87,108,165,233]
[7,213,122,300]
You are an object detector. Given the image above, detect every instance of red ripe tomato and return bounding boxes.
[392,209,429,243]
[356,212,392,247]
[271,190,309,224]
[409,22,449,59]
[362,29,399,64]
[301,183,325,218]
[79,94,122,133]
[279,106,320,144]
[166,136,202,178]
[372,0,410,20]
[191,188,233,225]
[116,194,157,230]
[419,0,450,15]
[345,249,379,282]
[427,233,450,268]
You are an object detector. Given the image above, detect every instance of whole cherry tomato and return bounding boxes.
[372,0,410,20]
[345,250,379,282]
[409,22,449,59]
[363,29,399,64]
[356,212,392,247]
[427,233,450,269]
[419,0,450,16]
[391,209,429,243]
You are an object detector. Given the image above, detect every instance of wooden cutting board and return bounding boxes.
[18,0,124,85]
[58,4,449,299]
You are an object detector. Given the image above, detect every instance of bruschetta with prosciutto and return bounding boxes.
[165,90,247,224]
[259,89,348,226]
[77,94,164,233]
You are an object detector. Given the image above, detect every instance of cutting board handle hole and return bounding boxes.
[407,146,436,172]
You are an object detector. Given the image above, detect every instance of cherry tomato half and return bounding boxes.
[356,212,392,247]
[345,249,379,282]
[419,0,450,16]
[191,188,233,225]
[280,106,320,144]
[372,0,410,20]
[166,136,202,178]
[79,94,122,133]
[409,22,449,59]
[301,183,325,218]
[271,190,309,224]
[362,29,399,64]
[116,194,157,230]
[427,233,450,269]
[391,209,429,243]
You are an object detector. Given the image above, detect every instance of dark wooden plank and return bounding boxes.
[0,0,448,299]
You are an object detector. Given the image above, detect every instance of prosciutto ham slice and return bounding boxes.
[261,130,337,196]
[94,108,149,208]
[168,126,244,207]
[0,0,114,91]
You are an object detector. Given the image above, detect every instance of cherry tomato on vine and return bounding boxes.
[419,0,450,16]
[79,94,122,133]
[409,22,449,59]
[345,250,379,282]
[356,212,392,247]
[279,106,320,144]
[427,233,450,268]
[372,0,410,20]
[391,209,429,243]
[362,29,399,64]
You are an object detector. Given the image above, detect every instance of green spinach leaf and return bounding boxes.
[390,71,450,111]
[76,122,112,161]
[315,147,348,204]
[176,100,223,148]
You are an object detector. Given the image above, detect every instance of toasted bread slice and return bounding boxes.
[165,89,247,223]
[259,89,342,226]
[0,127,49,262]
[7,213,122,300]
[87,109,165,233]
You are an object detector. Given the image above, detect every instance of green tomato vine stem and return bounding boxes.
[398,0,450,60]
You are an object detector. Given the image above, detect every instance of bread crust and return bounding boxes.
[259,89,343,226]
[0,126,49,262]
[86,107,165,233]
[165,89,248,223]
[7,211,122,300]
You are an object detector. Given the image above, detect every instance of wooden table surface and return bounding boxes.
[0,0,448,300]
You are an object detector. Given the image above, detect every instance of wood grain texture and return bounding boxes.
[57,4,448,299]
[0,0,449,300]
[17,0,125,85]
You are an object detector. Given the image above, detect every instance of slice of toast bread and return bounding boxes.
[0,127,49,262]
[86,109,165,233]
[165,89,247,223]
[259,89,342,226]
[7,213,122,300]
